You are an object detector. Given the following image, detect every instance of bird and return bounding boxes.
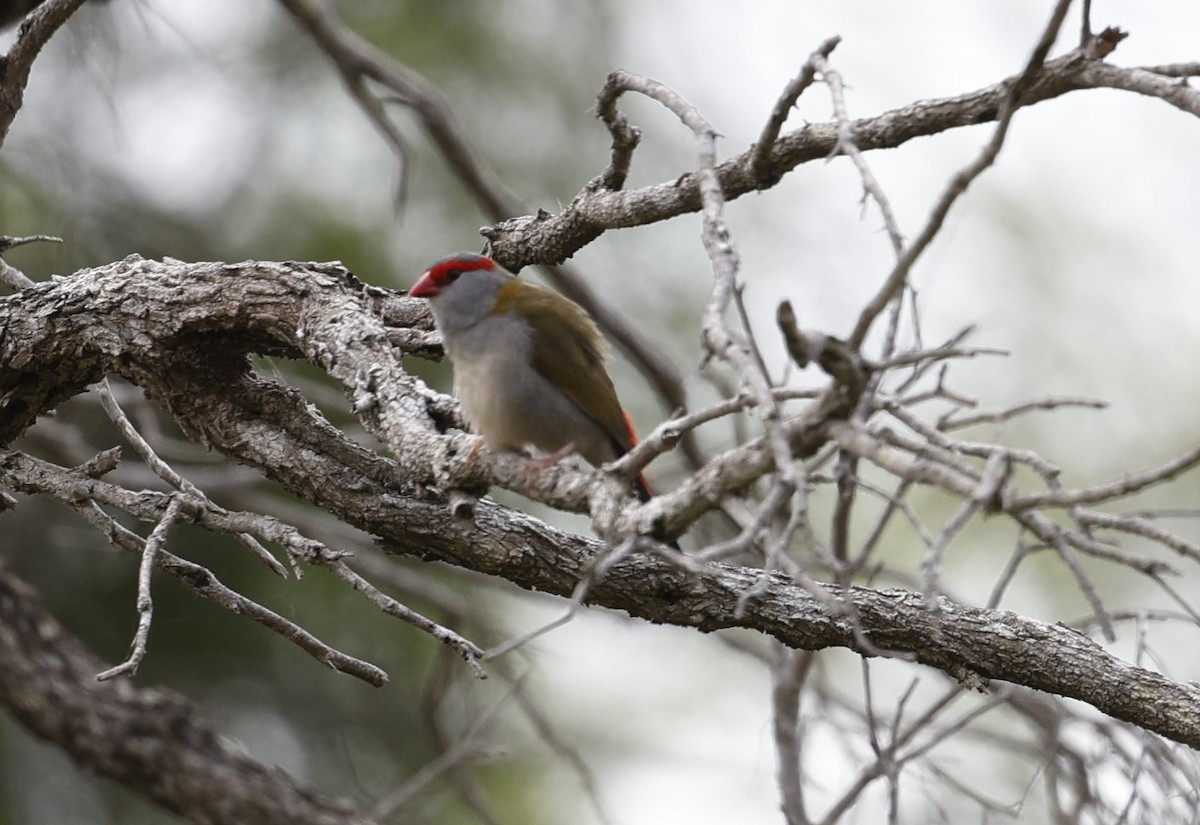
[409,252,656,503]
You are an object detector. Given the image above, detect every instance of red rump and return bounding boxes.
[622,410,641,447]
[622,410,655,501]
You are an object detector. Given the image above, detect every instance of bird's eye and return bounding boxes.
[446,268,462,282]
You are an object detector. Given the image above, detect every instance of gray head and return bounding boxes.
[409,253,512,335]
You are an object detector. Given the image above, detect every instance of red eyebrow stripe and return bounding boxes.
[428,255,495,280]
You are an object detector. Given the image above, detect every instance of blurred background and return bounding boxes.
[2,1,1199,823]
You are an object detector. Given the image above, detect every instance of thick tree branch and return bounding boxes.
[0,565,378,825]
[3,260,1199,749]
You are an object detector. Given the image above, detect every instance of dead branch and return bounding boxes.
[0,566,379,825]
[4,259,1200,749]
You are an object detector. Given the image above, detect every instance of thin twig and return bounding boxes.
[1,449,393,684]
[1073,508,1200,565]
[98,379,288,577]
[921,497,981,612]
[500,665,618,825]
[0,234,61,290]
[817,685,973,825]
[327,558,485,677]
[882,397,1061,482]
[873,343,1009,372]
[96,496,185,681]
[483,537,642,660]
[814,52,905,259]
[1017,510,1116,641]
[987,541,1033,610]
[372,685,508,818]
[847,0,1075,349]
[1012,443,1200,511]
[771,644,815,825]
[751,36,841,181]
[71,497,390,685]
[940,395,1107,430]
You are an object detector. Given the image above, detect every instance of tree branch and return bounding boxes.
[0,565,378,825]
[4,259,1199,749]
[481,30,1152,270]
[0,0,89,146]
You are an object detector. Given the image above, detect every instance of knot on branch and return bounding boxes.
[1084,26,1128,60]
[480,211,590,272]
[776,299,869,411]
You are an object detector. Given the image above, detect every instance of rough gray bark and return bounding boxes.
[4,257,1199,754]
[0,565,376,825]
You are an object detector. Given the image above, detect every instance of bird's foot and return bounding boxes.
[526,441,577,471]
[464,435,487,465]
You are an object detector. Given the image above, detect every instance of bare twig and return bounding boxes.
[882,397,1061,481]
[1016,510,1117,640]
[74,496,390,685]
[97,379,289,577]
[817,685,975,825]
[940,395,1107,430]
[873,342,1009,372]
[371,686,507,818]
[490,663,618,825]
[1082,59,1200,117]
[1012,443,1200,511]
[1,449,392,685]
[325,558,485,677]
[96,495,185,681]
[813,51,905,259]
[847,0,1075,349]
[1073,509,1200,565]
[0,232,62,253]
[771,644,815,825]
[751,36,841,182]
[0,233,61,290]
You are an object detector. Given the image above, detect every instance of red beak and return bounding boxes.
[409,271,439,298]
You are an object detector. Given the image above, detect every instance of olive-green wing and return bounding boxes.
[497,281,630,450]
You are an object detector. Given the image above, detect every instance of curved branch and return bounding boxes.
[0,567,377,825]
[482,31,1171,269]
[847,0,1073,349]
[0,0,89,145]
